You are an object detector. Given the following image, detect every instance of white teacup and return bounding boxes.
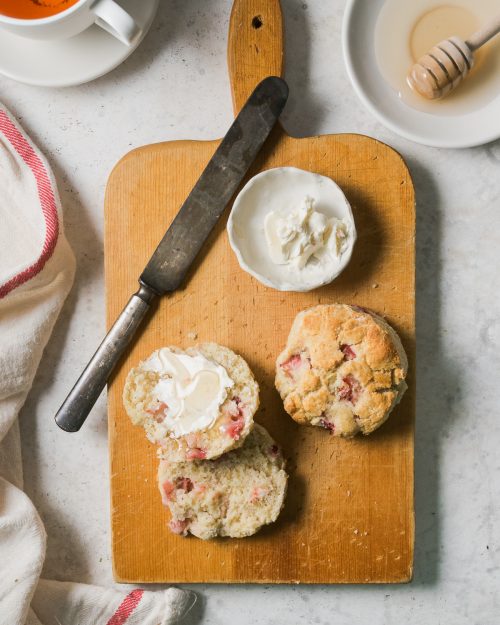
[0,0,141,46]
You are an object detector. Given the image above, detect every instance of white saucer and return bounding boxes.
[0,0,159,87]
[342,0,500,148]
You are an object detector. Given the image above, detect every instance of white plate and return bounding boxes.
[342,0,500,148]
[0,0,158,88]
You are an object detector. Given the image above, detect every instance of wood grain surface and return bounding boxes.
[105,0,415,584]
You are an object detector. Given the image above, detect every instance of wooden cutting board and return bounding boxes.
[105,0,415,584]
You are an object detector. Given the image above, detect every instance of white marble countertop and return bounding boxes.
[6,0,500,622]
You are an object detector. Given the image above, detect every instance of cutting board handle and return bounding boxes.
[228,0,284,115]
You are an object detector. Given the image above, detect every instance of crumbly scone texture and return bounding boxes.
[275,304,408,437]
[123,342,259,461]
[158,424,288,539]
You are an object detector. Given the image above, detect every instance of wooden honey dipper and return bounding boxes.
[407,13,500,99]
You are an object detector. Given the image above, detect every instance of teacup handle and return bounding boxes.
[92,0,141,47]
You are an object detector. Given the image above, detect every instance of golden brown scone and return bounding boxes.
[275,304,408,437]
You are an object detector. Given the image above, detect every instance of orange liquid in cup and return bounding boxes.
[0,0,80,19]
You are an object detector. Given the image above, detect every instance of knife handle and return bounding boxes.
[55,283,157,432]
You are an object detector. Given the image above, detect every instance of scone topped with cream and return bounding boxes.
[275,304,408,437]
[227,167,356,292]
[123,343,258,461]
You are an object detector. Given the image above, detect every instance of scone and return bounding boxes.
[158,424,288,539]
[123,343,259,461]
[275,304,408,437]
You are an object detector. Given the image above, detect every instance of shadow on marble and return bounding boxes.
[46,490,98,581]
[407,155,459,587]
[479,137,500,163]
[180,590,206,625]
[281,0,327,137]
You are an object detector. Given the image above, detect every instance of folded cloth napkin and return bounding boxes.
[0,105,193,625]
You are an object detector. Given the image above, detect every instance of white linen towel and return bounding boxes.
[0,104,193,625]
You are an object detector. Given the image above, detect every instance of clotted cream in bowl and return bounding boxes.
[227,167,356,292]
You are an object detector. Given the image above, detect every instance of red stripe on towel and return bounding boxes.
[105,589,145,625]
[0,110,59,299]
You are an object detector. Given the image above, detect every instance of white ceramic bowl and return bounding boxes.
[227,167,356,292]
[342,0,500,148]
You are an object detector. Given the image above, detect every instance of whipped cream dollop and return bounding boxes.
[264,196,349,270]
[143,348,234,437]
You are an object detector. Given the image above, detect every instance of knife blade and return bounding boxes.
[55,76,289,432]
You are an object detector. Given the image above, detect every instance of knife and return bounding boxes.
[55,76,288,433]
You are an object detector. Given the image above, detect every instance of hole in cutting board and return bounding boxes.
[252,15,263,29]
